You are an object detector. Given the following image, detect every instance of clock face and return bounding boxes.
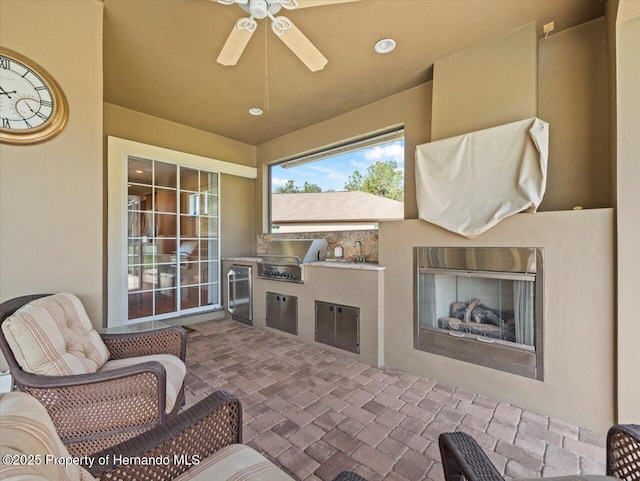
[0,48,68,145]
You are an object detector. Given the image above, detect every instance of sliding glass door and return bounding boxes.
[126,156,220,321]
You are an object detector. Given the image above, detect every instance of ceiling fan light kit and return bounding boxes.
[214,0,359,71]
[248,107,264,116]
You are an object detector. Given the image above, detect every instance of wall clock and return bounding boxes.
[0,47,68,145]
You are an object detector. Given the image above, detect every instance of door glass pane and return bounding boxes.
[201,195,217,216]
[127,266,142,292]
[199,262,219,284]
[180,215,198,238]
[201,284,218,306]
[128,157,152,184]
[155,289,176,314]
[181,167,199,192]
[155,162,176,188]
[128,184,152,211]
[181,286,200,310]
[200,171,217,194]
[199,217,217,238]
[155,188,176,213]
[180,192,200,215]
[156,214,176,237]
[129,292,153,319]
[181,263,199,286]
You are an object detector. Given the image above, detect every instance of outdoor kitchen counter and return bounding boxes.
[223,257,261,263]
[223,257,385,271]
[304,261,384,271]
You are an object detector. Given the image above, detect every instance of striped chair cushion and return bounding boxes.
[173,444,295,481]
[0,392,95,481]
[2,293,110,376]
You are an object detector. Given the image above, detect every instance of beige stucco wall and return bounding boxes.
[379,210,616,433]
[615,11,640,423]
[103,103,257,259]
[0,0,104,323]
[538,19,610,211]
[431,23,537,141]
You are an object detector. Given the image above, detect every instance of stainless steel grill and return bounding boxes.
[258,239,327,283]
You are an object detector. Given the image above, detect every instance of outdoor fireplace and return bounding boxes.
[414,247,543,379]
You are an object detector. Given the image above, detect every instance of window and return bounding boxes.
[126,158,219,321]
[269,129,404,233]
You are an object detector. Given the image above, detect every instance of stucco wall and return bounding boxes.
[0,0,104,323]
[615,12,640,423]
[379,210,616,433]
[431,23,537,141]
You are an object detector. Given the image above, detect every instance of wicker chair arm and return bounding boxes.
[333,471,368,481]
[12,360,167,390]
[607,424,640,480]
[87,391,242,480]
[17,361,168,456]
[101,327,187,361]
[438,432,505,481]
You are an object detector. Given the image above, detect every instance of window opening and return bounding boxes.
[269,128,404,233]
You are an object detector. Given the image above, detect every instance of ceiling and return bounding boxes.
[103,0,604,145]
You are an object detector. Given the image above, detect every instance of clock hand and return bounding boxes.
[0,86,17,98]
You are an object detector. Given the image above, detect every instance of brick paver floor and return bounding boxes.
[183,319,606,481]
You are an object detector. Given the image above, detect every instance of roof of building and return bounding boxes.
[271,191,404,223]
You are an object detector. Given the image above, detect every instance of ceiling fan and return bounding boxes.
[214,0,360,72]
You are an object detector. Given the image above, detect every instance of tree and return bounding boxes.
[343,160,403,201]
[274,180,322,194]
[302,182,322,193]
[344,170,364,192]
[275,180,299,193]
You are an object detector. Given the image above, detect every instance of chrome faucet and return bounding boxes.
[354,240,363,262]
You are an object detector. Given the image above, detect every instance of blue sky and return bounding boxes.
[271,139,405,192]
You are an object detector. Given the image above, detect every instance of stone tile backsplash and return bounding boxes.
[257,230,379,263]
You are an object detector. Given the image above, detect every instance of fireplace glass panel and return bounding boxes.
[419,271,535,348]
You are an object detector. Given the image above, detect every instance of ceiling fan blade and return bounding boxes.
[215,0,248,5]
[272,17,328,72]
[291,0,360,9]
[217,19,256,66]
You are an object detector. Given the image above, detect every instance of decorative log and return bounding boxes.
[451,302,466,315]
[464,298,481,323]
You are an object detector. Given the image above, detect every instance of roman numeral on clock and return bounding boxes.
[1,118,10,128]
[40,100,53,108]
[0,58,9,69]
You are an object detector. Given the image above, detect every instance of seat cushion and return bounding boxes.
[99,353,186,413]
[0,392,95,481]
[2,294,110,376]
[173,444,295,481]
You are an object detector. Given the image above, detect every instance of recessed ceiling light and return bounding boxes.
[135,170,143,174]
[374,38,396,54]
[249,108,263,116]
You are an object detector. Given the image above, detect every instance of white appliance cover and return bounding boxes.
[416,117,549,239]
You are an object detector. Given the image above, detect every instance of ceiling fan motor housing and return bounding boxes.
[240,0,283,19]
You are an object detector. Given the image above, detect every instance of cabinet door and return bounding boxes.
[280,295,298,335]
[336,305,359,353]
[315,301,335,346]
[266,292,281,330]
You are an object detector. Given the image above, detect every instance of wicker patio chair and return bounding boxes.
[1,389,366,481]
[0,293,187,457]
[439,425,640,481]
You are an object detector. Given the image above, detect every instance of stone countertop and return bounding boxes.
[305,261,385,271]
[223,257,262,263]
[223,257,384,271]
